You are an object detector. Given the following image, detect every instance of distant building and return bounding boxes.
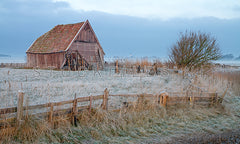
[26,20,104,70]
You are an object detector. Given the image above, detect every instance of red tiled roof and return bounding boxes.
[27,22,84,53]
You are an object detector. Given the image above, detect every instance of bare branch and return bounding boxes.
[169,31,221,71]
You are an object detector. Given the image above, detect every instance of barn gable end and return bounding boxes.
[26,20,104,70]
[68,21,104,69]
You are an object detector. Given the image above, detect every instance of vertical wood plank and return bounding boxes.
[115,60,119,73]
[72,94,77,126]
[160,92,168,107]
[155,94,160,105]
[190,91,194,107]
[89,95,93,113]
[102,88,109,110]
[210,92,218,105]
[133,66,136,74]
[49,103,53,125]
[17,91,24,125]
[144,65,147,73]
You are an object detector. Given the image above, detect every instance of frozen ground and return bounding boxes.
[0,67,228,108]
[0,67,240,143]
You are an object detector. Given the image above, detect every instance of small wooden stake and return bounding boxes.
[102,88,109,110]
[137,94,144,104]
[89,95,93,113]
[210,92,218,105]
[115,60,119,73]
[49,103,53,124]
[17,91,24,125]
[133,66,136,75]
[72,94,77,126]
[144,65,147,73]
[160,92,168,107]
[218,88,228,103]
[190,91,194,107]
[155,94,160,105]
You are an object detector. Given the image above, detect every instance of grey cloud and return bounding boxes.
[0,0,70,16]
[0,0,239,57]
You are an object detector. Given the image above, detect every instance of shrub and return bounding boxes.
[169,31,221,71]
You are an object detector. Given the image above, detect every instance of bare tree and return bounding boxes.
[169,31,221,71]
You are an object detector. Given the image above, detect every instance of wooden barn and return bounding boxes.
[26,20,104,70]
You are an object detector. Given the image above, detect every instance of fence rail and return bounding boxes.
[0,88,224,128]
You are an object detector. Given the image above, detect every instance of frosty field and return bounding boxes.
[0,67,226,108]
[0,67,240,143]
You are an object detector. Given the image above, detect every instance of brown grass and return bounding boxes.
[213,71,240,95]
[0,116,50,143]
[0,68,239,143]
[0,94,239,143]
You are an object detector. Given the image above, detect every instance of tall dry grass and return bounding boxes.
[213,71,240,96]
[113,58,164,69]
[0,116,50,143]
[1,94,239,143]
[0,67,239,143]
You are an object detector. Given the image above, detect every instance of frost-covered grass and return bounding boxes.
[0,67,239,143]
[0,68,184,108]
[0,67,228,108]
[1,99,239,143]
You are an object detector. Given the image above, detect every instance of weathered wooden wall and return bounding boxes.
[76,23,97,43]
[71,22,104,67]
[27,52,65,69]
[70,42,103,65]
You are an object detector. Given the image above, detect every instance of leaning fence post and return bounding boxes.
[17,91,24,125]
[102,88,109,110]
[210,92,218,105]
[72,94,78,126]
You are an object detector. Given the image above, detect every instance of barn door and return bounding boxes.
[61,51,89,70]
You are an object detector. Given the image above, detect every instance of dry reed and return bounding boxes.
[213,71,240,95]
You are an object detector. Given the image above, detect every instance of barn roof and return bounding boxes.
[27,22,84,53]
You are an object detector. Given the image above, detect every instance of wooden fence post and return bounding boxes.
[133,66,136,75]
[115,60,119,73]
[137,94,144,105]
[155,94,160,105]
[72,94,78,126]
[89,95,93,113]
[189,91,194,107]
[210,92,218,105]
[189,96,194,107]
[155,94,158,105]
[144,65,147,73]
[160,92,168,107]
[48,103,54,126]
[49,103,53,122]
[17,91,24,125]
[102,88,109,110]
[218,87,228,103]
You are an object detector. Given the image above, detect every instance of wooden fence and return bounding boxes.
[0,88,224,128]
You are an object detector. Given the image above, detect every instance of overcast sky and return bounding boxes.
[0,0,240,59]
[54,0,240,20]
